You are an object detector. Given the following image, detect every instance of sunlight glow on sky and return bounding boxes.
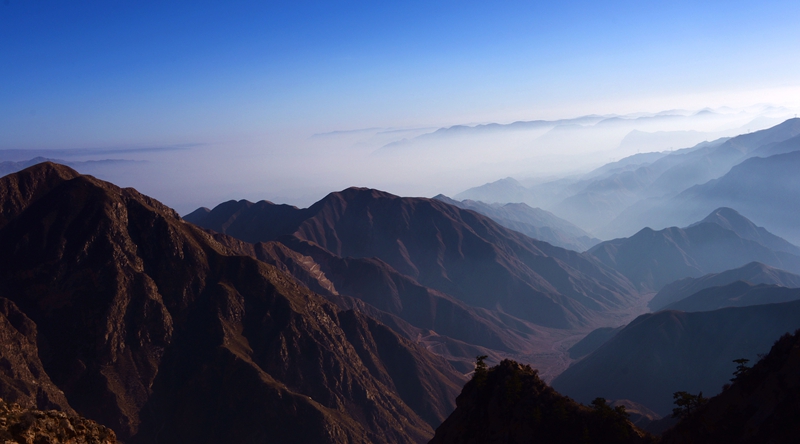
[2,1,800,211]
[4,1,800,146]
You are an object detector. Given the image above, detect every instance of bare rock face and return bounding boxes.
[0,297,72,413]
[0,398,116,444]
[0,162,464,443]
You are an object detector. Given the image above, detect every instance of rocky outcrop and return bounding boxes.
[0,398,115,444]
[429,360,655,444]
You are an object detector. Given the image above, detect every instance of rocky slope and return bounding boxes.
[428,359,655,444]
[662,329,800,443]
[186,188,640,330]
[551,300,800,416]
[0,397,116,444]
[0,162,464,443]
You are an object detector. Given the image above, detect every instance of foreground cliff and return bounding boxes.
[662,329,800,443]
[0,162,464,443]
[429,359,655,444]
[0,398,116,444]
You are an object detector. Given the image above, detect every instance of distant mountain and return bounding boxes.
[690,207,800,255]
[675,150,800,244]
[587,210,800,292]
[453,177,541,206]
[186,189,640,331]
[663,281,800,312]
[650,261,800,310]
[0,157,139,177]
[0,163,464,443]
[551,300,800,416]
[661,328,800,443]
[429,360,655,444]
[600,122,800,242]
[432,195,600,251]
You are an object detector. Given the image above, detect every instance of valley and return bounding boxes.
[2,118,800,442]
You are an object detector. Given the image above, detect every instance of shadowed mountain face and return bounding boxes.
[429,360,655,444]
[568,326,624,360]
[662,329,800,443]
[186,188,641,331]
[650,261,800,310]
[663,281,800,312]
[551,300,800,416]
[432,195,600,252]
[0,163,465,444]
[588,211,800,293]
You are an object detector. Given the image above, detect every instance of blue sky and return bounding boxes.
[3,0,800,150]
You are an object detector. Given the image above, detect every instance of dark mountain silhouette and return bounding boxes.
[0,162,465,443]
[428,359,655,444]
[186,188,640,331]
[432,195,600,251]
[551,300,800,416]
[661,329,800,443]
[609,399,661,429]
[588,216,800,293]
[664,281,800,312]
[650,261,800,310]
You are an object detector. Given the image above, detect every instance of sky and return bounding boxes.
[2,1,800,212]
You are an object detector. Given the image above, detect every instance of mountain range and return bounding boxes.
[587,208,800,293]
[456,118,800,243]
[650,261,800,310]
[0,163,465,443]
[185,188,645,377]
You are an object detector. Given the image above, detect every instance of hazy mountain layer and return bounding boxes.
[588,212,800,293]
[661,328,800,443]
[551,300,800,416]
[0,163,465,443]
[690,207,800,255]
[432,194,600,251]
[664,281,800,312]
[602,128,800,242]
[650,261,800,310]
